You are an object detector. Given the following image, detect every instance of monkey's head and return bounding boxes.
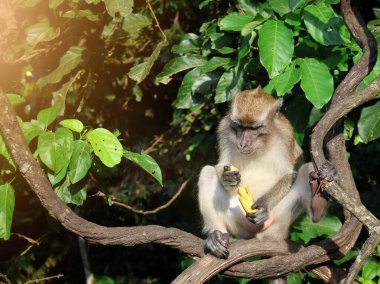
[224,87,283,156]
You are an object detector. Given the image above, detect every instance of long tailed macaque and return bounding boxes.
[198,87,325,259]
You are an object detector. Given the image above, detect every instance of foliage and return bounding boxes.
[0,0,380,282]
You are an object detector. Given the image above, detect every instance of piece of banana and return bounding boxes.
[238,186,258,213]
[230,165,239,172]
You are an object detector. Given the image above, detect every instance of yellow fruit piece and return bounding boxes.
[230,165,239,172]
[238,186,258,213]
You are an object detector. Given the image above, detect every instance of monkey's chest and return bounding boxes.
[240,169,282,200]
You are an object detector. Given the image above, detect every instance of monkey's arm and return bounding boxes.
[247,173,295,225]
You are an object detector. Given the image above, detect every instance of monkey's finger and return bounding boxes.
[224,165,231,172]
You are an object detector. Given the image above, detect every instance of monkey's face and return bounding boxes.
[230,119,270,155]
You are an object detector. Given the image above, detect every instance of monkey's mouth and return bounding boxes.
[237,147,255,155]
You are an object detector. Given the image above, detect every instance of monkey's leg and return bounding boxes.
[198,165,231,259]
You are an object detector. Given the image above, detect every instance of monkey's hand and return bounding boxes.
[309,161,338,222]
[246,202,269,226]
[205,230,230,259]
[222,165,241,191]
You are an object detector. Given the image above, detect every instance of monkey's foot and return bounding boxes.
[205,230,230,259]
[309,161,337,222]
[246,204,269,226]
[222,165,241,190]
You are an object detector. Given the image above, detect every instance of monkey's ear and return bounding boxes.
[275,97,284,112]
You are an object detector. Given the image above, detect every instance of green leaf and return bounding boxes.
[303,2,349,46]
[123,151,162,186]
[156,55,206,85]
[343,117,355,141]
[219,13,255,32]
[268,62,301,96]
[86,128,123,168]
[173,68,199,109]
[171,34,201,54]
[215,67,242,104]
[292,214,342,244]
[362,53,380,86]
[38,128,74,174]
[122,14,151,35]
[61,10,99,22]
[0,184,15,240]
[286,272,303,284]
[37,106,59,128]
[59,119,84,133]
[258,20,294,78]
[48,165,68,186]
[7,93,26,106]
[55,178,86,206]
[268,0,291,16]
[284,94,310,145]
[21,119,45,144]
[52,70,84,115]
[104,0,133,17]
[26,18,60,47]
[334,249,358,265]
[300,58,334,109]
[200,57,232,74]
[358,101,380,143]
[0,135,16,169]
[36,46,84,89]
[363,261,378,280]
[128,40,168,84]
[68,140,92,184]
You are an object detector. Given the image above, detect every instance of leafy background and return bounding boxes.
[0,0,380,283]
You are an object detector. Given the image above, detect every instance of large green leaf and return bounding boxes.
[300,58,333,109]
[128,40,168,84]
[215,66,244,104]
[303,2,349,46]
[268,0,291,16]
[38,128,74,174]
[7,93,26,106]
[173,68,200,109]
[21,119,45,144]
[36,46,84,89]
[37,106,59,128]
[171,33,201,54]
[26,18,60,47]
[200,57,232,74]
[218,13,255,32]
[61,9,99,22]
[291,214,342,244]
[156,55,206,84]
[104,0,133,17]
[48,165,68,187]
[122,14,151,35]
[258,20,294,78]
[0,184,15,240]
[265,62,301,96]
[68,140,92,184]
[86,128,123,168]
[123,151,162,186]
[55,178,86,206]
[358,101,380,143]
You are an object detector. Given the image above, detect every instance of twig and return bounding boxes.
[107,178,191,215]
[25,274,64,284]
[146,0,167,42]
[0,274,11,284]
[78,237,95,284]
[11,233,39,245]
